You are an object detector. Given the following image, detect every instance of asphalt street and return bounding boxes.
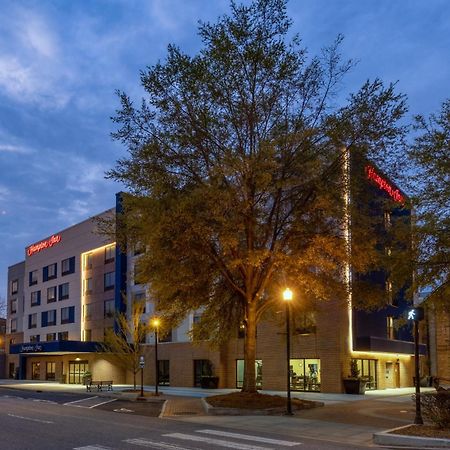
[0,387,376,450]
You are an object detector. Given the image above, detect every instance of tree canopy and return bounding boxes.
[108,0,408,392]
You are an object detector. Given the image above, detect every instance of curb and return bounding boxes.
[373,425,450,448]
[158,399,169,418]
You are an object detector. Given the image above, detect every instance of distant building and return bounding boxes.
[5,158,425,391]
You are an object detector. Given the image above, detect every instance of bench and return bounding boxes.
[86,380,113,392]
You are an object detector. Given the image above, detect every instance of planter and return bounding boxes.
[343,379,366,395]
[200,376,219,389]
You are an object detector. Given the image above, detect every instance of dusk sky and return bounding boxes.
[0,0,449,300]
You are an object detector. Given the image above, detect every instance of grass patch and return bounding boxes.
[207,392,321,410]
[390,425,450,439]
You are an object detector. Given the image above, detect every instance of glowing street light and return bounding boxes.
[283,288,293,415]
[152,317,160,395]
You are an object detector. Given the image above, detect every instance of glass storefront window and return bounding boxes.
[290,358,321,391]
[236,360,262,389]
[46,362,56,380]
[353,358,377,389]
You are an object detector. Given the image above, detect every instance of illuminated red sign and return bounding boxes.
[365,165,405,203]
[27,235,62,256]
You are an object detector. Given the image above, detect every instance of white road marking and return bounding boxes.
[73,446,113,450]
[64,396,99,405]
[33,399,58,404]
[197,429,302,446]
[114,407,134,413]
[64,396,117,409]
[162,433,272,450]
[2,395,24,400]
[7,413,54,424]
[124,438,189,449]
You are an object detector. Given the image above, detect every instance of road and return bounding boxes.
[0,387,377,450]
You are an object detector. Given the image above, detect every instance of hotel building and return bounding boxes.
[6,163,426,392]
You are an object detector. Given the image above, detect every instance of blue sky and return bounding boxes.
[0,0,449,300]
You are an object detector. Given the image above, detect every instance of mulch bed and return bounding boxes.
[390,425,450,439]
[207,391,321,410]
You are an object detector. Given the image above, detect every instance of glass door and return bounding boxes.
[68,360,89,384]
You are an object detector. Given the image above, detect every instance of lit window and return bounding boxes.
[84,253,93,269]
[10,319,17,333]
[47,310,56,326]
[84,303,93,320]
[84,329,92,341]
[61,257,75,276]
[46,333,56,342]
[387,316,395,339]
[386,280,393,305]
[30,335,40,343]
[61,306,74,324]
[47,286,57,303]
[43,263,57,281]
[84,277,92,294]
[384,211,391,229]
[58,331,68,341]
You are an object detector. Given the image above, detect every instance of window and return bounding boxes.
[10,318,17,333]
[42,309,56,327]
[58,331,68,341]
[32,362,40,380]
[352,358,378,390]
[46,362,56,380]
[84,329,92,341]
[84,253,93,270]
[105,244,115,264]
[28,313,37,329]
[30,335,40,343]
[10,298,17,314]
[236,360,263,389]
[31,291,41,306]
[9,338,16,346]
[104,272,115,291]
[387,316,395,339]
[61,256,75,276]
[84,277,92,294]
[386,280,393,305]
[43,263,57,282]
[384,211,392,229]
[104,299,114,318]
[11,279,18,295]
[46,333,56,342]
[29,270,38,286]
[47,286,57,303]
[134,292,146,313]
[158,360,170,386]
[290,359,321,392]
[59,282,69,300]
[193,360,213,387]
[295,311,317,335]
[61,306,75,324]
[84,303,93,320]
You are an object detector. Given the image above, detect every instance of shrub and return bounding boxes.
[417,390,450,429]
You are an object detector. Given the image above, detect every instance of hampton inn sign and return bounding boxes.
[365,165,405,204]
[27,234,62,256]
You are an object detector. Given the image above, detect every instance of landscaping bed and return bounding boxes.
[206,391,322,413]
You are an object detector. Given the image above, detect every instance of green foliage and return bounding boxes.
[108,0,408,391]
[349,359,360,379]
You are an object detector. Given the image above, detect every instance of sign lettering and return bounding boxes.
[20,344,43,353]
[365,165,405,203]
[27,235,62,256]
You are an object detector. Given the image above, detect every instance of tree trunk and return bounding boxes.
[242,301,257,393]
[133,371,137,391]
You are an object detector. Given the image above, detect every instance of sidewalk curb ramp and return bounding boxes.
[373,425,450,448]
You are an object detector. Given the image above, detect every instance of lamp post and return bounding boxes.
[152,318,160,396]
[283,288,293,416]
[139,355,145,399]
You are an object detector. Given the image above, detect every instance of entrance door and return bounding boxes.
[32,362,40,380]
[68,360,89,384]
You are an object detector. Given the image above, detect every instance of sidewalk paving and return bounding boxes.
[0,379,436,448]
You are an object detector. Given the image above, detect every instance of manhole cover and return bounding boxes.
[172,411,198,416]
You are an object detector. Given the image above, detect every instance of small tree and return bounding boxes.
[101,300,147,390]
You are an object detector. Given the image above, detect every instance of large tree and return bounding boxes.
[108,0,407,392]
[408,99,450,307]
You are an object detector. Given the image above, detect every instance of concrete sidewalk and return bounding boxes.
[0,379,436,447]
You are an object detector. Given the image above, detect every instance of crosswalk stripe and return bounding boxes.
[196,430,302,446]
[124,438,190,449]
[73,446,113,450]
[162,433,272,450]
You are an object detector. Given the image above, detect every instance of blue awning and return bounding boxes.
[10,340,103,354]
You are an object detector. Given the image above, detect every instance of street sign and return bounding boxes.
[407,307,424,321]
[139,356,145,368]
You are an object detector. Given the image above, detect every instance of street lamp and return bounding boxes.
[152,317,160,396]
[283,288,293,416]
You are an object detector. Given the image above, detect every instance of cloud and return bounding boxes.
[0,143,33,154]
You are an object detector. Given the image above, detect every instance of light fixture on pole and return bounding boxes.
[139,355,145,399]
[152,317,160,396]
[283,287,293,416]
